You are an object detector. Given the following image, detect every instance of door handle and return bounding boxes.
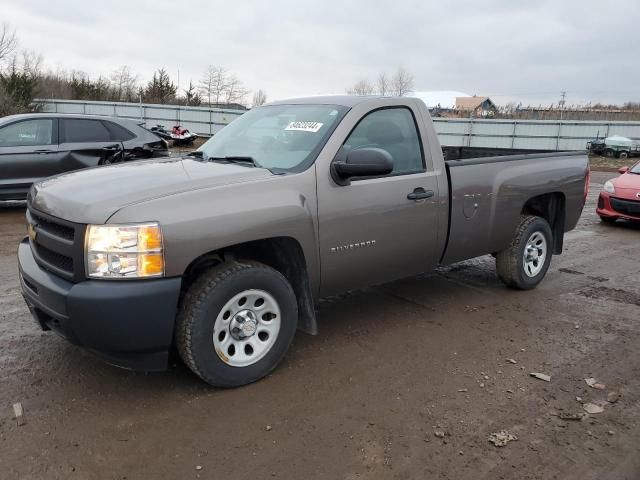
[407,188,434,201]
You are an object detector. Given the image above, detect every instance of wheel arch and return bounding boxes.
[521,192,566,254]
[181,236,317,335]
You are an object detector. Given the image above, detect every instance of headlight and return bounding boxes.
[85,223,164,278]
[603,181,615,194]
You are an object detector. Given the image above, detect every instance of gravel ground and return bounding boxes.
[0,172,639,480]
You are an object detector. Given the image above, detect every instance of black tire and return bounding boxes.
[618,151,629,160]
[496,215,553,290]
[599,215,616,224]
[605,149,615,158]
[176,260,298,387]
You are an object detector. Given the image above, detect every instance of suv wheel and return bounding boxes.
[176,261,298,387]
[496,215,553,290]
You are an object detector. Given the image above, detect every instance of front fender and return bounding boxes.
[108,170,321,293]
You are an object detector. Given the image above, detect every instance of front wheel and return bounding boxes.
[496,215,553,290]
[176,260,298,387]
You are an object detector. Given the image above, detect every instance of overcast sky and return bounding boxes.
[3,0,639,106]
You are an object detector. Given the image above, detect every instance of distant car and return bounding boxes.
[0,114,168,201]
[588,135,640,159]
[597,161,640,223]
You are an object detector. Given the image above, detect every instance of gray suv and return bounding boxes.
[0,113,168,200]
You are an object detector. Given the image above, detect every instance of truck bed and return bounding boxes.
[440,151,589,265]
[442,146,563,161]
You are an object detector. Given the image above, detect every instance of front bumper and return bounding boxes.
[597,192,640,221]
[18,238,182,371]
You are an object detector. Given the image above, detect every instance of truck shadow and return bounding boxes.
[17,261,502,399]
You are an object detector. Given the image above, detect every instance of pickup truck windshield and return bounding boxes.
[197,104,348,172]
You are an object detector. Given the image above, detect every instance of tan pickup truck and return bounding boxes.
[18,96,589,386]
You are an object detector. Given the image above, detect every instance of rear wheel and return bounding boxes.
[496,215,553,290]
[605,149,615,158]
[176,260,298,387]
[618,151,629,160]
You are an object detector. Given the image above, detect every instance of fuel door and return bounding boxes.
[463,194,479,219]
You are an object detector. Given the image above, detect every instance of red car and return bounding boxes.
[597,161,640,223]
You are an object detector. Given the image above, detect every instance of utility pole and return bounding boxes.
[557,91,566,151]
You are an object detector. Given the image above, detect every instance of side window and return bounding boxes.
[0,119,53,147]
[103,121,135,141]
[343,108,424,175]
[61,119,111,143]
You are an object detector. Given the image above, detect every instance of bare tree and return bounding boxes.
[23,50,42,74]
[110,65,139,101]
[392,67,414,97]
[252,89,267,107]
[224,75,248,105]
[347,78,374,96]
[199,65,228,105]
[0,23,17,64]
[376,72,389,96]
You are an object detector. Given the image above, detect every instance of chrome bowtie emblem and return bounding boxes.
[28,223,37,242]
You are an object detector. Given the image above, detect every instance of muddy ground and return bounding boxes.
[0,172,639,480]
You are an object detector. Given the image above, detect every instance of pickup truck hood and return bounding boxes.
[30,157,273,223]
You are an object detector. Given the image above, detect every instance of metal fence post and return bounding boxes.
[467,118,474,147]
[555,120,561,150]
[511,121,517,148]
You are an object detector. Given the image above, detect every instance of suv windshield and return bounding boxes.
[198,104,348,172]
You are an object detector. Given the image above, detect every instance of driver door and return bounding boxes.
[317,107,441,296]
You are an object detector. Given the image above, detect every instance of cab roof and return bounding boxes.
[268,95,420,108]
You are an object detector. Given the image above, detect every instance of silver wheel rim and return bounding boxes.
[213,289,281,367]
[523,231,547,278]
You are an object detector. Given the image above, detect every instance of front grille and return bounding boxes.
[34,244,74,273]
[30,211,75,241]
[610,197,640,217]
[26,206,85,282]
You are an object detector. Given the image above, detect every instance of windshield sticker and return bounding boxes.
[285,121,323,133]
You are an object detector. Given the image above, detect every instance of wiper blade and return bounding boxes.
[207,155,262,168]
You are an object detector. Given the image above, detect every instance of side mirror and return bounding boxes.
[331,148,393,185]
[618,166,629,174]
